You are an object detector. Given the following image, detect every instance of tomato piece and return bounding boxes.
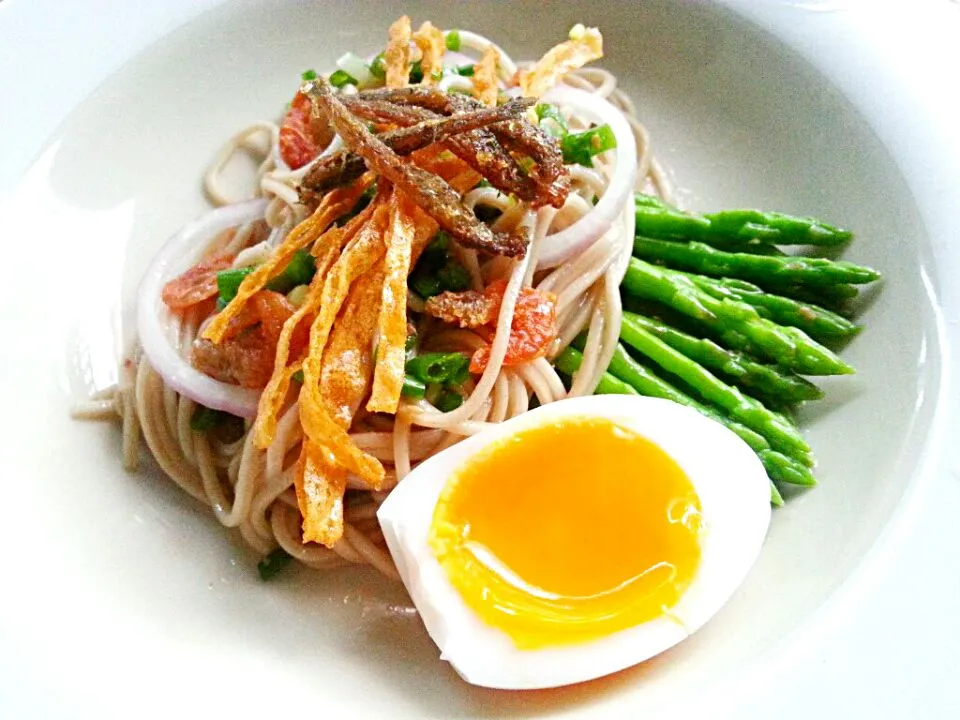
[160,254,235,312]
[279,92,334,170]
[469,282,557,373]
[192,290,305,389]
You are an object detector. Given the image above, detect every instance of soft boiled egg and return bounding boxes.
[377,394,771,689]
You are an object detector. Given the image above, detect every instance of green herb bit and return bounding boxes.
[409,59,424,84]
[402,375,427,398]
[216,267,255,304]
[561,124,617,167]
[406,352,471,385]
[301,69,318,81]
[292,369,305,384]
[257,548,292,581]
[455,64,475,77]
[445,30,462,51]
[534,103,569,138]
[190,405,226,433]
[266,249,317,294]
[435,390,465,413]
[369,53,387,80]
[329,69,357,89]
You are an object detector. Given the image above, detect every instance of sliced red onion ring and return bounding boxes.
[137,199,267,418]
[536,86,637,270]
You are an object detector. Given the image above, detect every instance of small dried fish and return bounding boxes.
[303,77,529,257]
[356,86,570,208]
[299,97,534,198]
[342,97,538,203]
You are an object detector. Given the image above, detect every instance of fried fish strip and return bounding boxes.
[355,86,570,208]
[342,97,538,203]
[299,97,534,197]
[303,76,529,257]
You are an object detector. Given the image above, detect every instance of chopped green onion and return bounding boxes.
[455,64,475,77]
[445,30,461,51]
[435,390,464,413]
[535,103,568,138]
[292,369,305,384]
[410,273,442,299]
[257,548,292,581]
[402,375,427,398]
[301,69,318,81]
[409,231,469,298]
[190,406,226,433]
[369,53,386,80]
[329,69,357,89]
[405,352,471,385]
[560,124,617,167]
[266,250,316,294]
[436,263,471,293]
[216,267,255,304]
[336,51,375,87]
[408,59,424,84]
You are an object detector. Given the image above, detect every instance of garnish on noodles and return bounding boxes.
[115,18,726,566]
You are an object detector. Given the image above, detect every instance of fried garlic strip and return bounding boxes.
[367,194,417,413]
[299,198,390,490]
[473,45,500,107]
[296,447,348,547]
[202,180,371,344]
[519,24,603,98]
[412,21,445,86]
[385,15,412,88]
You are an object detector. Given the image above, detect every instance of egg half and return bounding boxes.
[377,394,771,689]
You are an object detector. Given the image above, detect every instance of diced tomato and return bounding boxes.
[279,92,333,170]
[469,280,558,373]
[192,291,308,388]
[160,254,234,312]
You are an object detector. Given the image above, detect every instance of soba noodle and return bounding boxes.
[99,36,673,577]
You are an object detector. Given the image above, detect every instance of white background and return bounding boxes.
[1,0,958,717]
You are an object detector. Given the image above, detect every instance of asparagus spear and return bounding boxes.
[684,274,861,342]
[634,194,853,247]
[619,315,811,459]
[624,312,823,403]
[555,345,812,496]
[622,258,854,375]
[633,236,881,288]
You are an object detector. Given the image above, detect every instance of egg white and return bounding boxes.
[377,394,772,690]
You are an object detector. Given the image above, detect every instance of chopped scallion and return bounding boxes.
[401,375,427,398]
[560,124,617,167]
[257,548,292,581]
[266,249,316,294]
[292,369,305,384]
[445,30,461,51]
[435,390,464,413]
[369,53,386,80]
[535,103,569,138]
[329,69,357,89]
[216,267,255,305]
[405,352,471,385]
[301,69,318,81]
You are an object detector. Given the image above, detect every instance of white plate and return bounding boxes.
[1,1,959,718]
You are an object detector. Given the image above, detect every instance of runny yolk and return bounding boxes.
[428,416,702,649]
